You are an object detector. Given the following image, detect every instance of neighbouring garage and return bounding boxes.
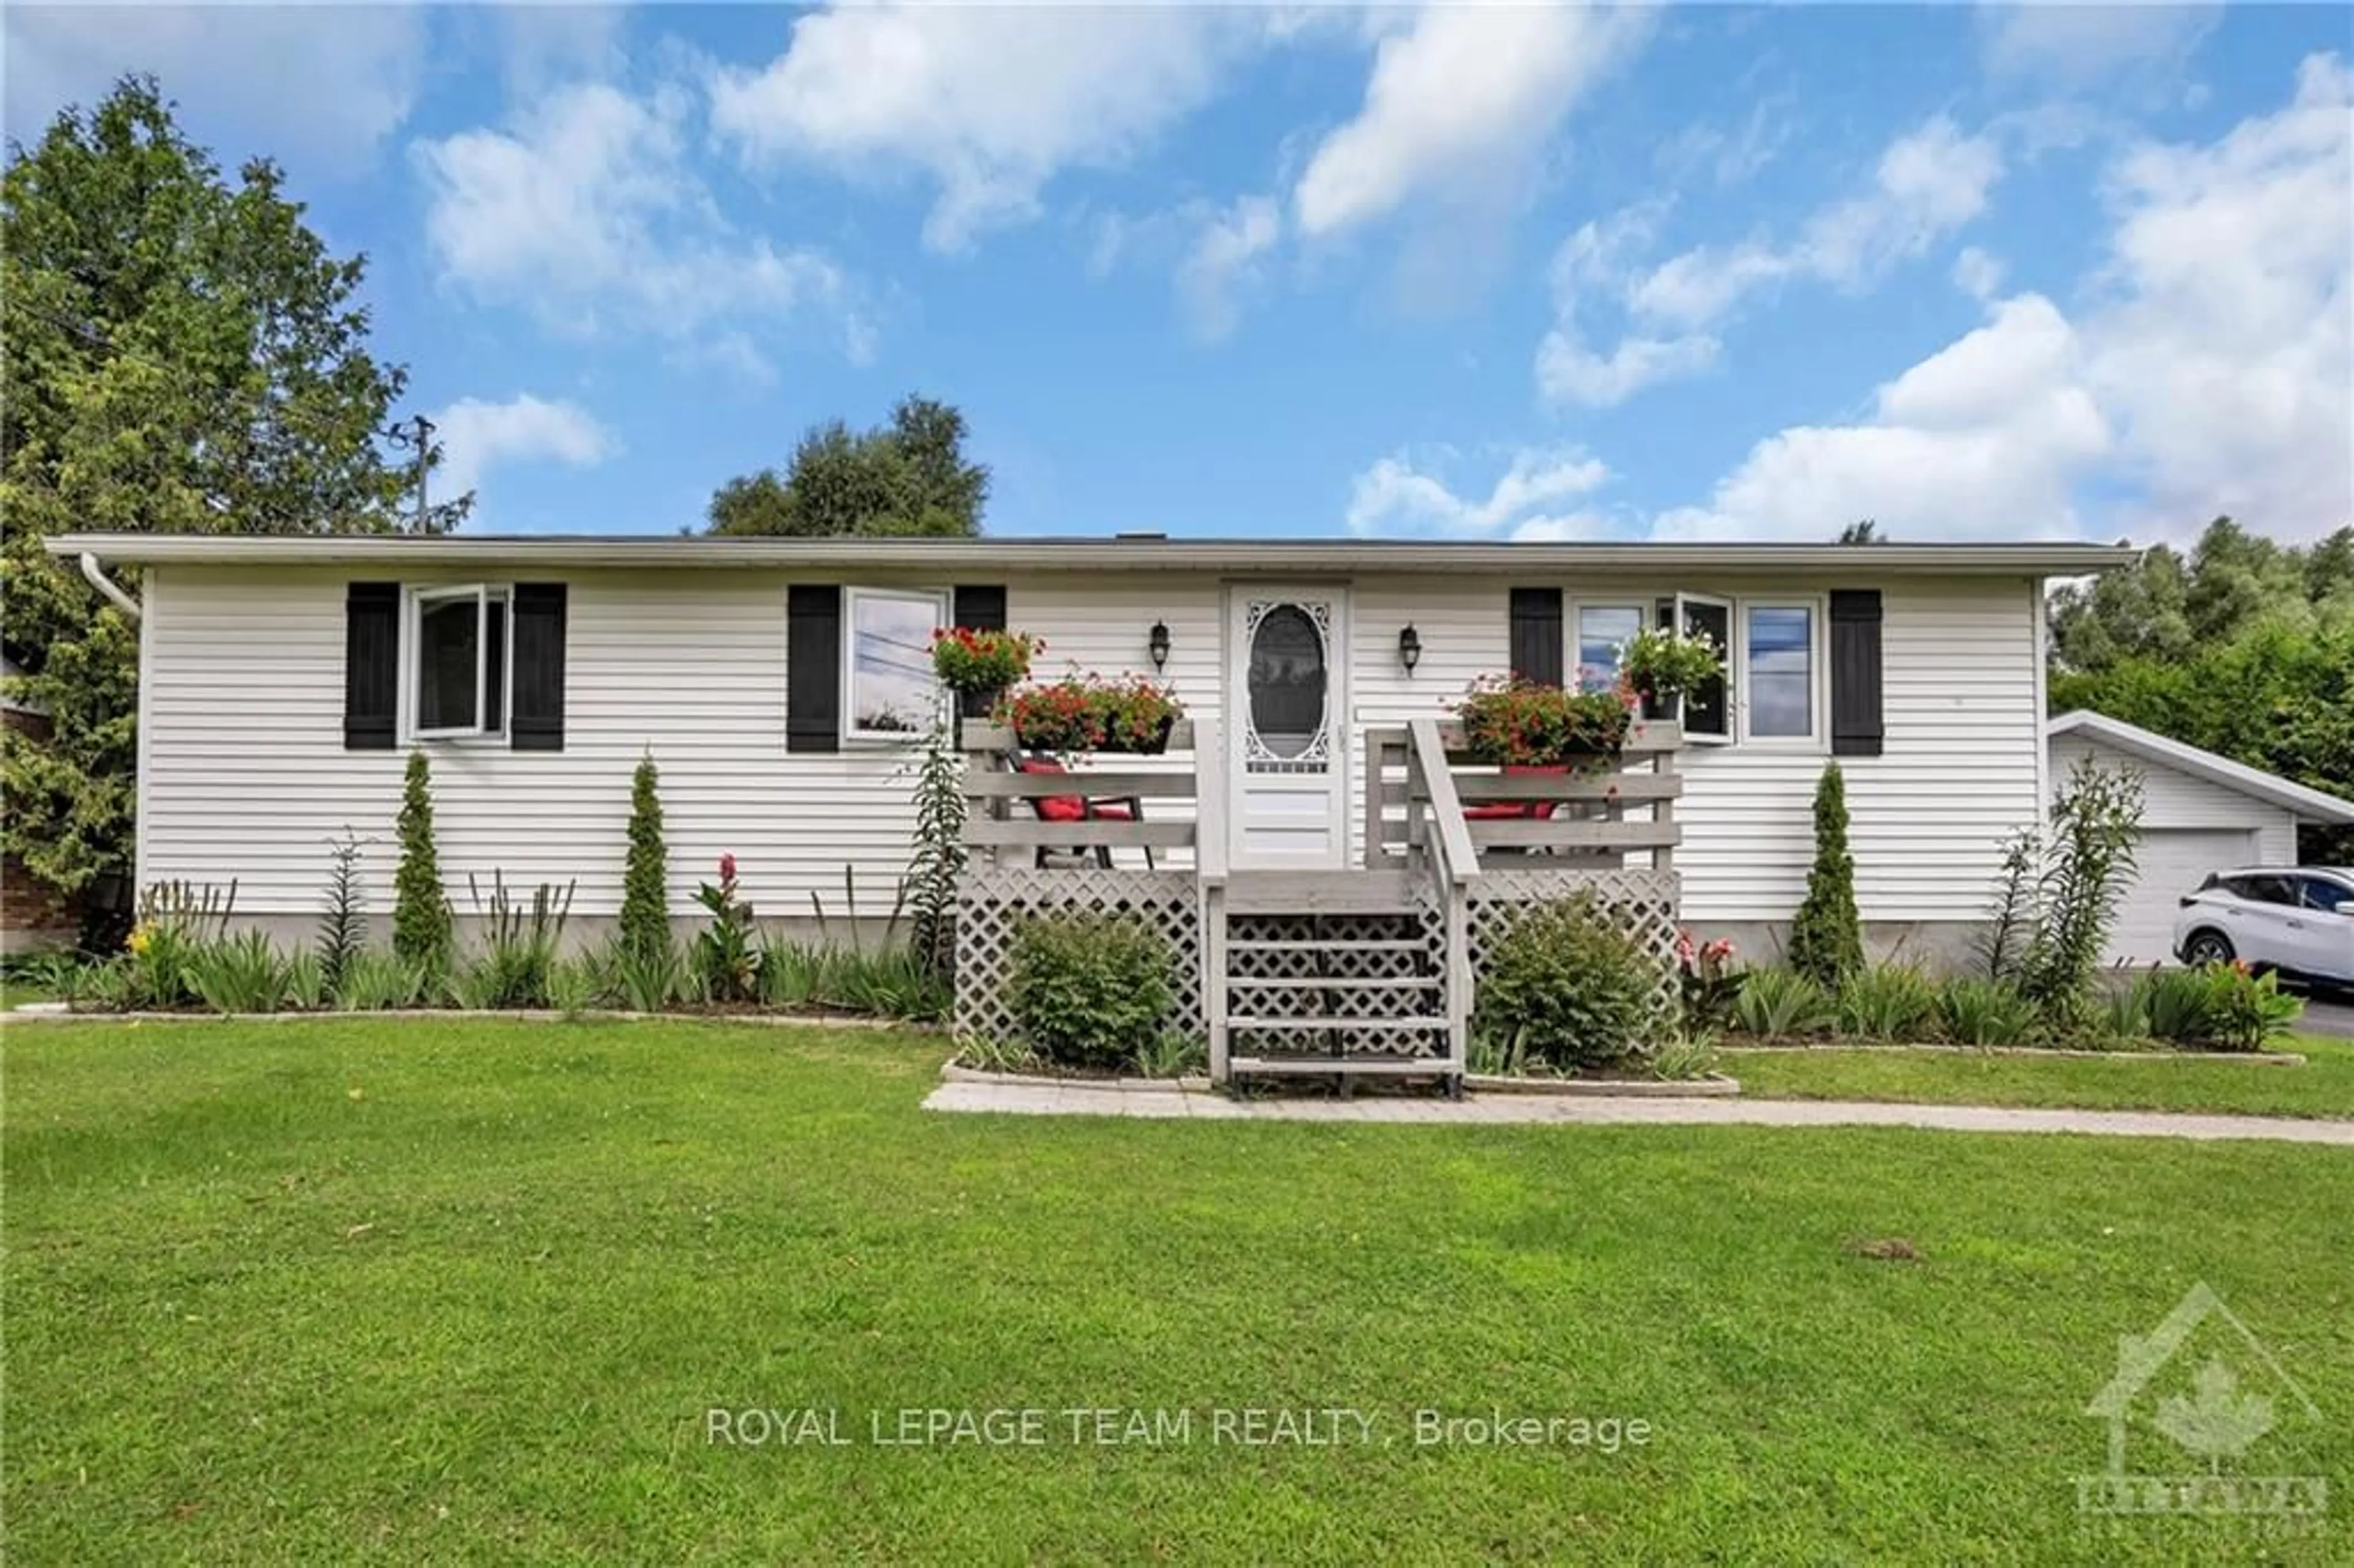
[2047,711,2354,966]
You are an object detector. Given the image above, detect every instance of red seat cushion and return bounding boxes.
[1019,758,1087,822]
[1089,802,1136,821]
[1467,764,1567,821]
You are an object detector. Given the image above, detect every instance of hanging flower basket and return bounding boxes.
[931,627,1042,697]
[1615,624,1723,709]
[1453,676,1635,768]
[997,675,1185,755]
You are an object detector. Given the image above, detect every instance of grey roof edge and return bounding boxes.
[2048,710,2354,825]
[48,531,2138,576]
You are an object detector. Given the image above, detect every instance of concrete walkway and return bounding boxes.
[923,1081,2354,1144]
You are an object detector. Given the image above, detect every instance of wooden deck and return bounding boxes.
[954,716,1686,1093]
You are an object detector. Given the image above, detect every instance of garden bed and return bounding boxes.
[1715,1037,2305,1065]
[6,1005,929,1029]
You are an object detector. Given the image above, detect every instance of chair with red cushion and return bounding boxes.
[1016,756,1154,870]
[1462,763,1567,823]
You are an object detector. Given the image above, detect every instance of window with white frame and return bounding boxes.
[1572,602,1647,693]
[844,587,948,740]
[1741,601,1818,742]
[409,585,509,739]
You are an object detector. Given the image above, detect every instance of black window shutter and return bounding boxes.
[1829,589,1884,757]
[343,582,399,750]
[951,584,1008,719]
[510,583,567,752]
[787,584,842,753]
[1509,588,1564,687]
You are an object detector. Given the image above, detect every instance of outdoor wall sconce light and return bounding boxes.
[1399,623,1422,674]
[1148,620,1171,671]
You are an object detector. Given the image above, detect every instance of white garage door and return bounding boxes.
[2109,829,2259,964]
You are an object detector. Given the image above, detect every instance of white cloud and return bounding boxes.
[1539,115,2004,406]
[1951,245,2006,302]
[1535,200,1716,405]
[415,82,864,376]
[709,7,1259,251]
[1653,294,2110,541]
[1537,330,1720,408]
[2082,51,2352,539]
[1629,116,2005,329]
[1346,447,1612,538]
[1176,195,1281,341]
[2,4,428,174]
[1650,51,2352,545]
[1294,6,1653,238]
[432,394,616,507]
[1976,3,2220,85]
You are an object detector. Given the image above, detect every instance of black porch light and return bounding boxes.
[1398,623,1422,674]
[1148,619,1171,671]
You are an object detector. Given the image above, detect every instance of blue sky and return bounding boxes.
[7,4,2348,544]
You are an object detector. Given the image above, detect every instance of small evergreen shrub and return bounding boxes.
[392,752,452,974]
[1005,910,1174,1070]
[1731,966,1834,1038]
[1786,763,1863,989]
[1477,894,1664,1071]
[618,753,670,967]
[1937,976,2036,1046]
[1834,962,1939,1041]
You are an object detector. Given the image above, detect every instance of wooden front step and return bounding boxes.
[1224,869,1419,915]
[1227,1055,1452,1076]
[1227,975,1433,991]
[1227,1015,1449,1031]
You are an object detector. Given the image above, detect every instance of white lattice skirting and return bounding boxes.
[954,868,1204,1049]
[1468,868,1683,1030]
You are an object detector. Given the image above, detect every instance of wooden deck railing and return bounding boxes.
[958,718,1214,869]
[1366,718,1685,872]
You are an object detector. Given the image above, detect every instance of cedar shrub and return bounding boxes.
[1786,762,1864,988]
[619,752,670,965]
[391,752,451,972]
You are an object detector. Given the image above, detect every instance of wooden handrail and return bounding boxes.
[1408,718,1479,888]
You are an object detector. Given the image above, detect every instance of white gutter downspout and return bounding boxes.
[79,552,141,622]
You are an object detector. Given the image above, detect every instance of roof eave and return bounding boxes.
[2048,710,2354,826]
[45,532,2139,577]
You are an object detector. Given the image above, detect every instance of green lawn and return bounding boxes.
[1731,1032,2354,1120]
[7,1019,2350,1564]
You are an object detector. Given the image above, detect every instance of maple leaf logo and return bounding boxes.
[2153,1357,2276,1474]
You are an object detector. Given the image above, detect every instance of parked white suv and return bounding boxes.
[2171,867,2354,988]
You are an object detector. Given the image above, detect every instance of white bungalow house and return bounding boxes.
[2046,709,2354,965]
[51,531,2128,1081]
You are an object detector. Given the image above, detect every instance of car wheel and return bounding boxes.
[2182,929,2236,965]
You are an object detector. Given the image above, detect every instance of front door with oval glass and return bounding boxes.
[1227,587,1348,867]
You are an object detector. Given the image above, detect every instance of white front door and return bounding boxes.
[1227,586,1349,867]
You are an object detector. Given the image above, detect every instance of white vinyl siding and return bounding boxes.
[137,566,2048,926]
